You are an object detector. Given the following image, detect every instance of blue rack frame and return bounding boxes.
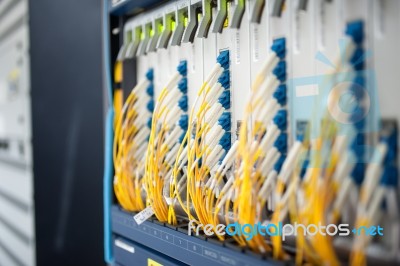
[112,206,285,266]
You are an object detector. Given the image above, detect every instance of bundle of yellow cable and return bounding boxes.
[185,56,230,227]
[299,23,372,265]
[170,51,231,228]
[113,67,154,212]
[145,61,188,223]
[350,138,395,266]
[299,122,342,266]
[215,39,288,252]
[268,28,364,263]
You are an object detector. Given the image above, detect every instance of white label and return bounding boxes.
[133,206,154,225]
[295,84,319,97]
[252,24,259,62]
[234,30,240,64]
[115,239,135,253]
[191,43,196,72]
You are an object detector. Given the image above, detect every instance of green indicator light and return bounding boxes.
[184,16,188,27]
[158,23,164,33]
[140,31,145,40]
[171,20,176,31]
[126,31,132,42]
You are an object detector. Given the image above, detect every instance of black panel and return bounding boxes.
[122,58,137,97]
[29,0,104,265]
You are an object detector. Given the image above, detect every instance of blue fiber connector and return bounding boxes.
[380,166,398,187]
[146,68,154,81]
[177,60,187,76]
[350,48,365,71]
[300,159,310,179]
[178,96,188,112]
[218,112,231,131]
[274,133,287,153]
[350,134,365,160]
[218,90,231,109]
[273,84,287,105]
[274,155,286,172]
[346,21,364,45]
[349,107,366,126]
[351,163,365,186]
[273,110,287,131]
[271,38,286,60]
[219,132,232,151]
[179,114,189,130]
[147,99,154,112]
[146,83,154,97]
[218,70,230,90]
[297,134,305,142]
[179,132,187,144]
[178,77,188,94]
[147,117,152,129]
[381,129,397,163]
[273,61,287,82]
[217,50,230,70]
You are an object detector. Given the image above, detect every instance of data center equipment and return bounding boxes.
[105,0,400,265]
[0,1,35,264]
[0,0,104,265]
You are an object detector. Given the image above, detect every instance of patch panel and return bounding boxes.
[105,0,400,265]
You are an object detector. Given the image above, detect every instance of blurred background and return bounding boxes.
[0,0,104,265]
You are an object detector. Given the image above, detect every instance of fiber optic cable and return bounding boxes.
[113,69,154,212]
[145,61,187,223]
[269,31,358,262]
[214,38,287,252]
[170,51,231,228]
[351,129,398,266]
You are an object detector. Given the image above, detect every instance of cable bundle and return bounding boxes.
[268,21,399,266]
[110,14,399,266]
[209,38,288,250]
[351,127,398,265]
[267,26,360,264]
[169,51,233,227]
[113,69,154,212]
[145,61,188,223]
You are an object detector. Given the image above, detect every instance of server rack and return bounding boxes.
[104,1,283,265]
[104,1,400,266]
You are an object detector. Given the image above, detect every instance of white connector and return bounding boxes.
[204,145,223,168]
[259,148,280,176]
[205,125,225,148]
[205,83,224,105]
[363,143,388,205]
[164,105,184,126]
[163,126,183,149]
[217,141,239,176]
[259,124,280,152]
[134,127,151,145]
[278,141,303,185]
[163,88,183,109]
[204,103,224,128]
[258,170,278,201]
[258,53,280,80]
[165,72,182,91]
[252,76,280,106]
[165,143,181,166]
